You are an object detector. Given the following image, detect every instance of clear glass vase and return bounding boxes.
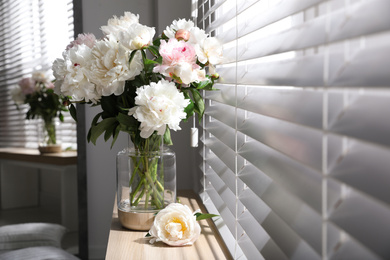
[116,134,176,230]
[38,118,61,154]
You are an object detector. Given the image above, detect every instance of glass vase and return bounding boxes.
[116,134,176,230]
[38,118,61,154]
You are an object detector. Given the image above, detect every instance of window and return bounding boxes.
[194,0,390,259]
[0,0,76,149]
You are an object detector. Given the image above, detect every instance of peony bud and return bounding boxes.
[175,29,190,41]
[63,99,71,106]
[211,73,219,80]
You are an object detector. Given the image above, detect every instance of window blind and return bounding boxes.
[0,0,76,149]
[194,0,390,259]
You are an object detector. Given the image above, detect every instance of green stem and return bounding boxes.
[44,119,56,145]
[128,132,165,209]
[130,177,145,204]
[145,169,163,208]
[129,156,141,190]
[133,187,145,206]
[122,95,128,108]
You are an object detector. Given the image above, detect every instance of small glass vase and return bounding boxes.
[38,118,61,154]
[116,134,176,230]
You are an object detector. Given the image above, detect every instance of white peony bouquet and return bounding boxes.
[52,11,223,147]
[52,11,222,217]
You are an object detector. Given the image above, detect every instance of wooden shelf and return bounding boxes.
[106,190,232,260]
[0,147,77,166]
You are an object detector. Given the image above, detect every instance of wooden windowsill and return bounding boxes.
[0,147,77,165]
[106,190,232,260]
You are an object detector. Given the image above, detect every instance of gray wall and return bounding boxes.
[81,1,194,259]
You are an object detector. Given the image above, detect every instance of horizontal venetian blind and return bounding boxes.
[0,0,76,149]
[195,0,390,259]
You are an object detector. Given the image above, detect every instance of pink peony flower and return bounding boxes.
[66,33,96,50]
[18,77,36,95]
[154,39,206,85]
[159,38,196,66]
[46,82,55,89]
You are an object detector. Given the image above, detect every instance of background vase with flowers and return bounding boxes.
[52,12,223,230]
[11,71,68,154]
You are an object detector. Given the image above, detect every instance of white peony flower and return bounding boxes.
[128,79,190,138]
[164,19,208,46]
[32,71,51,84]
[196,37,223,65]
[172,62,206,85]
[101,11,139,38]
[163,19,195,39]
[117,23,155,50]
[10,87,25,105]
[148,203,201,246]
[52,44,99,103]
[87,38,143,97]
[187,26,208,46]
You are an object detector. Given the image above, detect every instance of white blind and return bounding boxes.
[0,0,76,149]
[195,0,390,259]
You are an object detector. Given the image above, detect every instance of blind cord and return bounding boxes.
[191,113,198,147]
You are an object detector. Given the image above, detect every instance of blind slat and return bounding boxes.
[219,37,390,87]
[220,0,390,57]
[328,188,390,259]
[239,111,323,170]
[329,140,390,205]
[209,0,323,34]
[205,155,236,193]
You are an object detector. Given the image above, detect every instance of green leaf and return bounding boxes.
[141,49,147,61]
[145,232,151,237]
[194,213,219,221]
[147,45,159,57]
[153,37,163,46]
[129,49,139,64]
[89,117,117,145]
[87,112,103,142]
[110,125,121,149]
[116,112,136,127]
[144,58,161,65]
[190,88,205,122]
[163,127,173,146]
[195,80,211,90]
[116,113,134,126]
[91,112,103,126]
[184,99,195,121]
[87,128,92,142]
[101,95,118,116]
[182,90,195,121]
[143,59,159,74]
[155,56,163,65]
[59,113,64,122]
[69,104,77,122]
[104,122,117,142]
